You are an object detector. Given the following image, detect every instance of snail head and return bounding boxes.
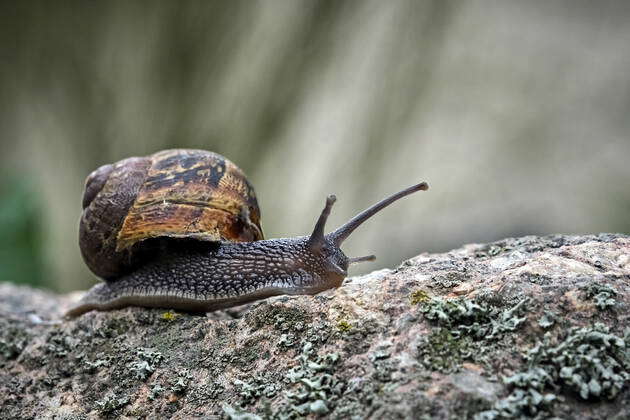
[306,182,429,279]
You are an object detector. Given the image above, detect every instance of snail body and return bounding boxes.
[67,149,428,317]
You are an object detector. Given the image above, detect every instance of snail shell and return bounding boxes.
[79,149,263,279]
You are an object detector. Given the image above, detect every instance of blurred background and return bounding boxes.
[1,0,629,293]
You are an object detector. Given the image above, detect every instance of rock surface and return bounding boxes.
[1,234,629,419]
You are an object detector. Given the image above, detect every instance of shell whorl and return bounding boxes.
[79,149,263,280]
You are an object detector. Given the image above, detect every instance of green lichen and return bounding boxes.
[416,296,528,373]
[223,404,262,420]
[527,323,629,400]
[160,310,180,321]
[228,340,343,417]
[277,333,297,349]
[170,369,193,395]
[474,388,555,420]
[282,342,342,416]
[95,392,130,414]
[537,311,556,329]
[336,320,352,333]
[580,282,617,310]
[419,296,529,340]
[149,384,165,400]
[418,328,476,373]
[409,289,430,305]
[370,347,396,382]
[308,399,329,414]
[234,376,280,404]
[476,323,629,419]
[84,353,112,373]
[129,348,163,381]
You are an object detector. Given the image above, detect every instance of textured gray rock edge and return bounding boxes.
[0,234,628,419]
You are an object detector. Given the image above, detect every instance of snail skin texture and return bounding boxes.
[67,149,428,317]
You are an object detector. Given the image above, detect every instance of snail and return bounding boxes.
[67,149,428,317]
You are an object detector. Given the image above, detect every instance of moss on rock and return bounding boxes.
[0,234,629,419]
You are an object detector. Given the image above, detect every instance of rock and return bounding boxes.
[0,234,628,419]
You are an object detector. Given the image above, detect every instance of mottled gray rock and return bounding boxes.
[1,234,629,419]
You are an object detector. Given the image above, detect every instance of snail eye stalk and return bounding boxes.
[307,195,336,252]
[328,182,428,246]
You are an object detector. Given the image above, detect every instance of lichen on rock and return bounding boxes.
[0,234,628,419]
